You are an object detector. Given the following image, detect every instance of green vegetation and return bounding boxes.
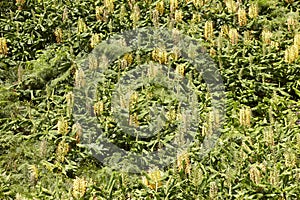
[1,0,300,199]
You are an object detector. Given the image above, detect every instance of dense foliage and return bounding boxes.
[1,0,300,199]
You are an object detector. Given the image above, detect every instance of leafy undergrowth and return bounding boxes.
[1,0,300,199]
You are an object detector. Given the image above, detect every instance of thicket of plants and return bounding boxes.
[1,0,300,199]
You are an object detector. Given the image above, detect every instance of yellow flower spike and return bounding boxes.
[176,151,191,175]
[29,164,38,184]
[202,111,214,137]
[238,8,247,26]
[220,25,229,37]
[120,5,127,20]
[0,38,8,55]
[294,33,300,47]
[121,53,133,69]
[56,140,69,163]
[155,1,164,15]
[72,177,87,199]
[130,91,138,105]
[166,109,177,121]
[262,29,272,45]
[284,150,297,168]
[269,167,279,186]
[18,65,24,83]
[175,64,185,76]
[129,112,139,127]
[191,13,201,23]
[152,47,168,64]
[39,139,47,157]
[249,164,261,184]
[285,47,290,63]
[104,0,114,14]
[287,15,296,32]
[239,107,251,127]
[244,107,251,126]
[95,6,102,20]
[228,28,238,45]
[270,41,279,50]
[57,117,69,135]
[152,10,160,27]
[77,18,87,33]
[243,31,252,45]
[292,45,299,61]
[174,9,183,23]
[170,0,178,13]
[130,4,140,28]
[90,33,101,48]
[93,101,104,116]
[142,169,163,190]
[248,3,258,19]
[204,21,214,41]
[209,181,218,199]
[296,134,300,149]
[264,126,274,146]
[285,45,299,63]
[224,0,237,13]
[171,28,181,44]
[95,6,107,21]
[54,27,63,43]
[192,0,204,8]
[16,0,25,5]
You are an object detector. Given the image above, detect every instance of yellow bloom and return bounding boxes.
[0,38,8,55]
[152,47,168,64]
[104,0,114,14]
[238,8,247,26]
[94,101,104,116]
[170,0,178,13]
[142,169,163,190]
[224,0,237,13]
[285,45,299,63]
[177,151,191,174]
[204,21,214,41]
[239,107,251,127]
[72,177,87,199]
[90,33,101,48]
[287,15,296,31]
[54,27,63,43]
[249,165,261,184]
[155,1,164,15]
[77,18,87,33]
[57,117,69,135]
[174,10,183,23]
[56,140,69,162]
[294,33,300,47]
[262,29,272,45]
[248,3,258,19]
[175,64,185,76]
[229,28,238,45]
[130,4,140,28]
